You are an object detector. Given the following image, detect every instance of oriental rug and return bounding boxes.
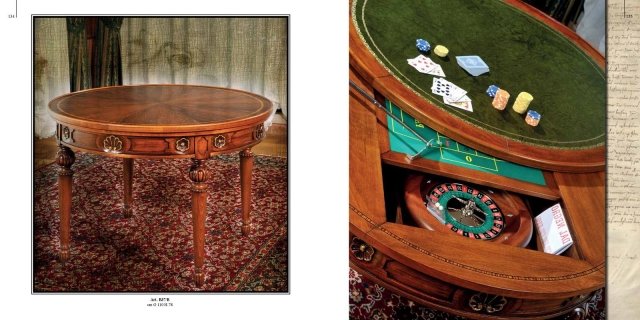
[33,152,288,292]
[349,268,605,319]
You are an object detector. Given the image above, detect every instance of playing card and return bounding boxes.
[432,78,466,101]
[408,55,437,74]
[445,95,473,112]
[408,58,427,72]
[427,64,446,77]
[447,85,468,102]
[444,94,471,104]
[431,78,451,96]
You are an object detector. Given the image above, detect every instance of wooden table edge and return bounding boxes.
[349,215,605,299]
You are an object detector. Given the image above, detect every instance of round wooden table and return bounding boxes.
[48,84,274,286]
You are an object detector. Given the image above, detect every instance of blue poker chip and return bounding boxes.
[486,85,499,97]
[527,110,541,120]
[416,38,431,52]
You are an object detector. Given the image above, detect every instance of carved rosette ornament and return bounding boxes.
[350,237,375,262]
[62,126,71,141]
[176,138,190,153]
[254,123,265,140]
[213,135,226,149]
[56,145,76,176]
[103,135,123,153]
[468,292,508,314]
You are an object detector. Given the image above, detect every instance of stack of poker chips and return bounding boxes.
[434,45,449,57]
[416,39,431,53]
[486,85,511,111]
[512,92,534,114]
[486,85,499,97]
[492,90,510,110]
[525,110,541,126]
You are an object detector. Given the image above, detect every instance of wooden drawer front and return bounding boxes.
[349,235,598,319]
[384,261,456,303]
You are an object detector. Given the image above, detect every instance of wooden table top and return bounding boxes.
[49,85,274,134]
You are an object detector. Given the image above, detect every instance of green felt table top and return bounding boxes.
[352,0,605,149]
[386,100,547,185]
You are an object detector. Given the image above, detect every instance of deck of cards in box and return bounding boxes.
[534,203,573,255]
[456,56,490,76]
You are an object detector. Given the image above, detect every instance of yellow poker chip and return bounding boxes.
[434,45,449,57]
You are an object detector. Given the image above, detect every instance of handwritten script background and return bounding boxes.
[608,0,639,318]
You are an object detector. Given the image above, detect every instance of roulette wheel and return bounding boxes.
[404,175,533,247]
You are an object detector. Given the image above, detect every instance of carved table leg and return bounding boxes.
[240,148,254,236]
[189,158,209,286]
[56,145,75,262]
[123,158,133,217]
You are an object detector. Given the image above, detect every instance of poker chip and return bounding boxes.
[434,45,448,57]
[513,92,534,114]
[525,110,541,126]
[416,39,431,52]
[492,89,510,110]
[486,85,499,98]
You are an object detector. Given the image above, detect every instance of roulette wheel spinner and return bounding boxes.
[404,174,533,247]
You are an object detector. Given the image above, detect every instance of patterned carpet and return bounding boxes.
[349,268,605,319]
[33,152,288,292]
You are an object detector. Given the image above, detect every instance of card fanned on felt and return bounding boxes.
[408,55,445,77]
[432,77,472,112]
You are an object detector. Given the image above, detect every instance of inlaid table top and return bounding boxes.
[49,84,273,134]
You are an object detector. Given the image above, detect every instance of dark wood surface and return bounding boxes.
[553,171,606,267]
[349,0,605,173]
[349,69,388,233]
[122,158,133,217]
[48,84,273,287]
[49,84,273,133]
[240,149,254,235]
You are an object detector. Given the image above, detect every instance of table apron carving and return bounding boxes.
[55,123,265,158]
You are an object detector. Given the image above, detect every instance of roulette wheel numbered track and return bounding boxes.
[404,174,533,247]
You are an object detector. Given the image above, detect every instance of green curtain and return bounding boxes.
[35,18,70,138]
[66,17,91,91]
[120,17,288,118]
[93,17,123,87]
